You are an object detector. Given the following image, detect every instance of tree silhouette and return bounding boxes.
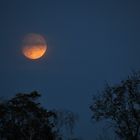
[0,91,60,140]
[54,110,78,140]
[0,91,78,140]
[90,72,140,140]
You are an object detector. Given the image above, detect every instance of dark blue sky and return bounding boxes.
[0,0,140,139]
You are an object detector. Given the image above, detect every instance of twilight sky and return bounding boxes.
[0,0,140,139]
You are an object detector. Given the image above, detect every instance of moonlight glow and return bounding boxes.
[22,33,47,60]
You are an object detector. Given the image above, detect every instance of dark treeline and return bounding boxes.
[0,72,140,140]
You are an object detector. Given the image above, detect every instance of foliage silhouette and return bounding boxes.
[0,91,76,140]
[90,72,140,140]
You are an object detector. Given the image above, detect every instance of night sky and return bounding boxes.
[0,0,140,139]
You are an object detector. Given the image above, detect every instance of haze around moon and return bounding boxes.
[22,33,47,60]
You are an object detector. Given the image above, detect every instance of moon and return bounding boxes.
[22,33,47,60]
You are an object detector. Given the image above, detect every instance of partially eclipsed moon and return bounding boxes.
[22,33,47,60]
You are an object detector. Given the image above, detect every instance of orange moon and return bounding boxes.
[22,33,47,60]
